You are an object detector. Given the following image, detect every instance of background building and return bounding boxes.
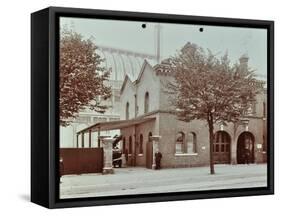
[60,46,157,148]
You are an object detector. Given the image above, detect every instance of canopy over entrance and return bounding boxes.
[77,117,156,135]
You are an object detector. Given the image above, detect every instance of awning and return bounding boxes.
[77,117,156,135]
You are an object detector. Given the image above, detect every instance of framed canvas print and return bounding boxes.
[31,7,274,208]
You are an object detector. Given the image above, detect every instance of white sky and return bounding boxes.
[60,17,267,79]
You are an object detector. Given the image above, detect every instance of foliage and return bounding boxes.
[167,42,258,124]
[59,29,111,126]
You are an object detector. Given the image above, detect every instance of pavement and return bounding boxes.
[60,164,267,199]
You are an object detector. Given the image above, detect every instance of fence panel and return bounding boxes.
[60,148,103,175]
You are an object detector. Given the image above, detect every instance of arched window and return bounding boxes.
[129,136,132,154]
[126,102,129,120]
[144,92,149,114]
[187,132,197,153]
[122,137,126,154]
[139,134,143,154]
[175,132,185,153]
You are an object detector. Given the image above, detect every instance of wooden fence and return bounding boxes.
[60,148,103,175]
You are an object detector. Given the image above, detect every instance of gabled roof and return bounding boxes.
[120,74,134,94]
[135,59,153,83]
[120,59,154,94]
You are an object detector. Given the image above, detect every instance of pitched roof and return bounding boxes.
[135,59,154,83]
[120,59,155,94]
[120,74,133,94]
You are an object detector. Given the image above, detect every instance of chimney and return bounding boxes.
[239,54,249,72]
[155,24,161,64]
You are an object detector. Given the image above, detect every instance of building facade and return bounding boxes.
[120,57,267,169]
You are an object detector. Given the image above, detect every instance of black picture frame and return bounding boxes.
[31,6,274,208]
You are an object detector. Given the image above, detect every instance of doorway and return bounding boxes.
[213,131,231,164]
[237,132,255,164]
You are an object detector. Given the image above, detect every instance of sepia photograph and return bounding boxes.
[59,17,268,199]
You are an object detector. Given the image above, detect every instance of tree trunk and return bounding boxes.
[208,113,215,174]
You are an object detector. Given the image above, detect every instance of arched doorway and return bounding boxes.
[237,132,255,164]
[146,132,153,169]
[213,131,231,164]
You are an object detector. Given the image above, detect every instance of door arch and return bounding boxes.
[237,132,255,164]
[213,131,231,164]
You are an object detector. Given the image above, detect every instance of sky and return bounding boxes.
[60,17,267,80]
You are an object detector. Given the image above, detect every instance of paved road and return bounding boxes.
[60,164,267,199]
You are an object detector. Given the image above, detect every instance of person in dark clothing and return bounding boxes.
[155,150,162,170]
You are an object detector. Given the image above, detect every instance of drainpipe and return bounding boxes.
[98,127,101,148]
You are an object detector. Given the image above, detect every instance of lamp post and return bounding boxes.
[150,135,161,169]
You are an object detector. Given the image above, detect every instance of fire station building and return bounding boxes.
[118,56,267,169]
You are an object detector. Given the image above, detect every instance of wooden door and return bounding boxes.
[146,141,152,168]
[213,131,231,164]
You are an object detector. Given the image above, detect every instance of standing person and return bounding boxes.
[155,150,162,170]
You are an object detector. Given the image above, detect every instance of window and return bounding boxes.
[187,132,197,153]
[93,117,107,124]
[129,136,132,154]
[215,144,219,152]
[109,117,120,122]
[126,102,129,120]
[221,144,225,152]
[139,134,143,154]
[144,92,149,114]
[76,116,92,123]
[226,143,230,152]
[175,132,185,153]
[148,132,152,142]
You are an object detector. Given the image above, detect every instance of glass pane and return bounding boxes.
[221,144,225,152]
[226,144,230,152]
[216,144,219,152]
[176,143,183,153]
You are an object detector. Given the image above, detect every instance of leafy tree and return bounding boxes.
[166,42,259,174]
[59,29,111,126]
